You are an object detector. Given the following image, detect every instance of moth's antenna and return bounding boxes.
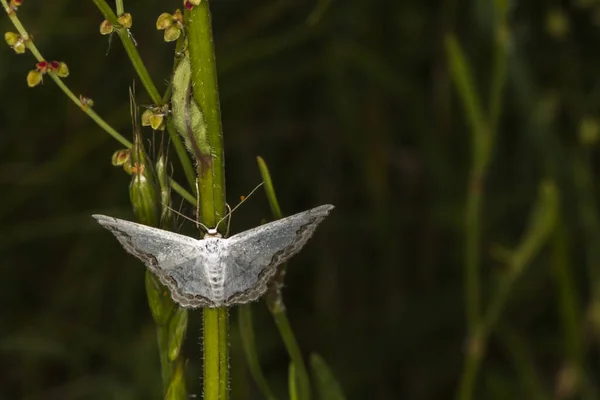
[163,202,211,232]
[214,182,265,231]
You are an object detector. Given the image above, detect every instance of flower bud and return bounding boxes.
[129,135,160,227]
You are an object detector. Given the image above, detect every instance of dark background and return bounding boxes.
[2,1,600,399]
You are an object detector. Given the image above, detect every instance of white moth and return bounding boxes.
[92,204,334,308]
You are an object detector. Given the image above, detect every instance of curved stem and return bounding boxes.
[92,0,197,194]
[1,0,196,205]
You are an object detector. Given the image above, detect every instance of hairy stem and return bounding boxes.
[186,2,228,399]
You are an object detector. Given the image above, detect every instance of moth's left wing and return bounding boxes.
[221,204,334,305]
[92,215,215,308]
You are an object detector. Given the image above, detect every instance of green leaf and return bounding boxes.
[168,307,188,361]
[445,34,490,171]
[164,360,187,400]
[145,271,174,326]
[256,156,283,219]
[289,362,299,400]
[310,354,346,400]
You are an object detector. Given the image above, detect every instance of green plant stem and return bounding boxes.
[92,0,197,194]
[273,309,311,400]
[573,149,600,332]
[115,0,124,16]
[186,2,228,399]
[458,182,558,400]
[238,306,278,400]
[552,223,585,389]
[257,156,311,400]
[447,10,509,397]
[1,0,196,205]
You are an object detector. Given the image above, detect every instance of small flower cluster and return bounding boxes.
[142,104,169,131]
[27,60,69,87]
[156,10,184,42]
[5,0,23,15]
[99,13,132,36]
[4,31,27,53]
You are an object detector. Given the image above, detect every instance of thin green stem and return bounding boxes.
[273,310,312,400]
[488,4,509,135]
[1,0,196,205]
[115,0,124,16]
[92,0,197,194]
[457,182,558,400]
[186,2,228,399]
[257,156,311,400]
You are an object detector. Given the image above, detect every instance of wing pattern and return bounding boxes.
[92,204,334,308]
[221,204,334,305]
[92,215,215,308]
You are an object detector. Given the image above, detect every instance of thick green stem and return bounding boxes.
[186,2,228,399]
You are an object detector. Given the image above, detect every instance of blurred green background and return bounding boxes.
[2,0,600,399]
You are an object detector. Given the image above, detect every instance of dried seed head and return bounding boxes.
[141,108,166,130]
[111,149,131,167]
[156,11,183,42]
[156,13,174,30]
[117,13,133,29]
[99,20,113,35]
[79,95,95,110]
[164,25,182,42]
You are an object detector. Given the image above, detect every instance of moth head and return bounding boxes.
[203,227,222,239]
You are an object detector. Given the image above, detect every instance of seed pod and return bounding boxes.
[129,134,160,227]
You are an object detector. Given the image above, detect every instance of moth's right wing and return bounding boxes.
[92,215,214,308]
